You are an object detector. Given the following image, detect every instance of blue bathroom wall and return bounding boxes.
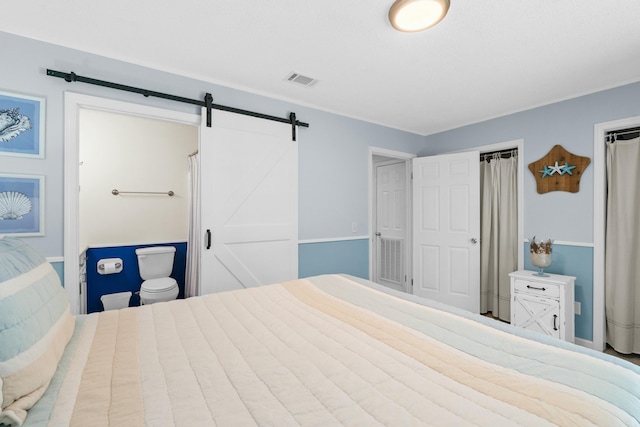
[86,242,187,313]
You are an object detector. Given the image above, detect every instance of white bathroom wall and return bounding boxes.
[78,109,198,249]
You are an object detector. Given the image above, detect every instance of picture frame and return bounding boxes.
[0,90,45,158]
[0,173,44,236]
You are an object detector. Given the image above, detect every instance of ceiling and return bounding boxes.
[3,1,640,135]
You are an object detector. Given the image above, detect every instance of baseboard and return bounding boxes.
[574,336,599,351]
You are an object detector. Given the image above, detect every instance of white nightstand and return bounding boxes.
[509,270,575,342]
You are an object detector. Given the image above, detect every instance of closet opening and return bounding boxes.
[603,125,640,355]
[594,116,640,352]
[479,146,520,322]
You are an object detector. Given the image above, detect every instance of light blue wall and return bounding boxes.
[50,261,64,285]
[422,82,640,243]
[299,239,369,280]
[424,82,640,341]
[0,31,423,274]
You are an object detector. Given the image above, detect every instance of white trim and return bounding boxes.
[574,337,594,349]
[369,147,417,160]
[87,240,188,249]
[46,256,64,263]
[523,239,594,248]
[368,147,416,292]
[299,236,369,244]
[593,114,640,352]
[64,92,200,314]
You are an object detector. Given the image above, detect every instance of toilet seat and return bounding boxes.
[141,277,177,293]
[140,277,178,305]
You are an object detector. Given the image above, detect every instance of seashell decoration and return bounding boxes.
[0,108,32,143]
[529,236,553,277]
[0,191,32,220]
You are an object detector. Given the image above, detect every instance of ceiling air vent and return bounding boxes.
[285,72,318,87]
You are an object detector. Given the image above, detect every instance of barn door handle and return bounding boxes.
[205,229,212,249]
[553,314,558,331]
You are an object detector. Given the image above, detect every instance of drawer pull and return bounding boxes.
[553,314,558,331]
[526,285,546,291]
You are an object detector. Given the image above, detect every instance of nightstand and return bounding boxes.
[509,270,575,342]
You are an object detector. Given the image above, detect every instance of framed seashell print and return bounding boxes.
[0,173,44,236]
[0,90,45,158]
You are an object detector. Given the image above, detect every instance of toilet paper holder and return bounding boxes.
[97,258,123,275]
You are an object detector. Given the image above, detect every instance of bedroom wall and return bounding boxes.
[6,30,640,344]
[0,31,424,279]
[422,80,640,343]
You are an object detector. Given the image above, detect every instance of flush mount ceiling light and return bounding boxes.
[389,0,450,32]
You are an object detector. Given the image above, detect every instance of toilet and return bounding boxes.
[136,246,179,305]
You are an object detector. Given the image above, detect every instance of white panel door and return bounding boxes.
[199,109,298,295]
[375,161,407,291]
[412,151,480,313]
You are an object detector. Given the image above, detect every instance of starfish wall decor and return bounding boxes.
[528,145,590,194]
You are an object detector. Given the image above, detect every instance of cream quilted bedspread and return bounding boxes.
[26,275,640,426]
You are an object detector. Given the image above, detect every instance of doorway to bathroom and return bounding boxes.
[79,109,197,312]
[64,93,200,314]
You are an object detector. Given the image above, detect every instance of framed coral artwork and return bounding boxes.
[0,173,44,236]
[0,90,45,158]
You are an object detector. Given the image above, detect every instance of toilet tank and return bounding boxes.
[135,246,176,280]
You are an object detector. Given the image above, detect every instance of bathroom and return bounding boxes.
[79,107,198,313]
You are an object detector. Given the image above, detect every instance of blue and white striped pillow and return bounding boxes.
[0,237,74,427]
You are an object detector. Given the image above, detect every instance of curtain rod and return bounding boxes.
[46,69,309,141]
[480,148,517,160]
[606,127,640,142]
[606,127,640,136]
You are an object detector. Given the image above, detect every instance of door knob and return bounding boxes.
[375,232,382,237]
[470,237,478,244]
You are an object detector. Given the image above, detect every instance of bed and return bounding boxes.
[1,237,639,426]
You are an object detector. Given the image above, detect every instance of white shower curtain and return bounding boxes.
[480,153,518,321]
[185,151,200,298]
[605,137,640,354]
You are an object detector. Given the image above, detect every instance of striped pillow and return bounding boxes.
[0,237,74,427]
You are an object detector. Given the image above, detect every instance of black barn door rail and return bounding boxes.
[46,69,309,141]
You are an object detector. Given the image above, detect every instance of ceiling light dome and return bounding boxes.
[389,0,450,32]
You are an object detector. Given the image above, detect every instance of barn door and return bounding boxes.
[199,109,298,294]
[412,151,480,313]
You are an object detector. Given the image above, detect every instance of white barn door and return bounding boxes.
[199,109,298,295]
[412,151,480,313]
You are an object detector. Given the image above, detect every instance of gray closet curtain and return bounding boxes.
[480,154,518,321]
[606,137,640,354]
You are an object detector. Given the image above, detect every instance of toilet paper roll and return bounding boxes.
[102,262,118,274]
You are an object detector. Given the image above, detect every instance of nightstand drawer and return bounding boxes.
[513,279,560,298]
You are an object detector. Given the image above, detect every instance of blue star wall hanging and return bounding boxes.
[528,145,591,194]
